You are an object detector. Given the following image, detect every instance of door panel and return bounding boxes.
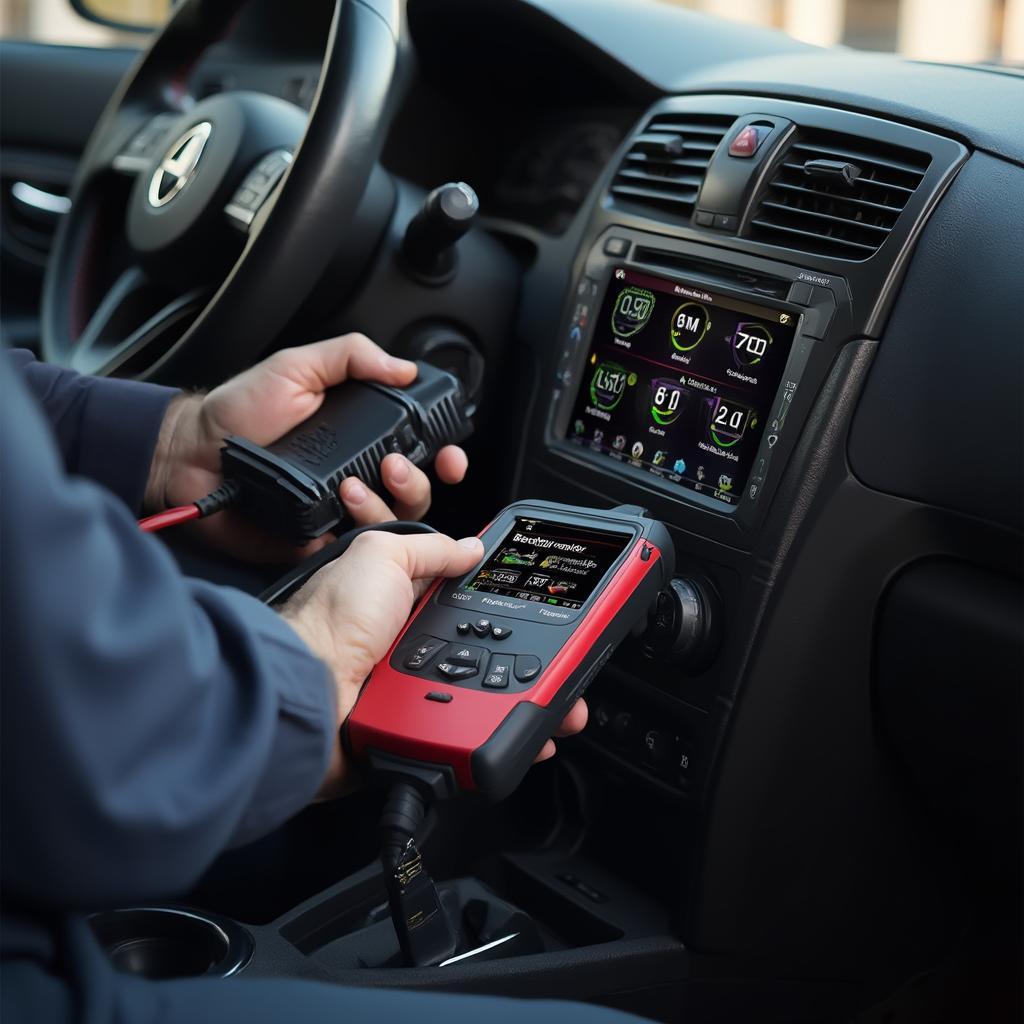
[0,40,137,339]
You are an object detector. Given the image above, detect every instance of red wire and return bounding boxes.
[138,505,201,533]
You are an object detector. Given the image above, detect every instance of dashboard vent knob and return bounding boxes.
[748,129,930,260]
[659,134,686,157]
[802,158,862,186]
[609,113,736,221]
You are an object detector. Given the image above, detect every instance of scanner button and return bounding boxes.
[425,691,453,703]
[456,622,472,636]
[472,618,492,637]
[436,662,478,680]
[482,655,514,689]
[514,655,542,683]
[490,625,513,640]
[443,643,485,668]
[403,636,445,671]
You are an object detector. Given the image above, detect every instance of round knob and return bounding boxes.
[641,577,720,670]
[402,181,479,283]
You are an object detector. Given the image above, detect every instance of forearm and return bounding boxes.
[1,364,336,909]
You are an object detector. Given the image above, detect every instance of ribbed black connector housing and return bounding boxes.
[219,362,473,542]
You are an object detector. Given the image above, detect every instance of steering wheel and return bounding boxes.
[41,0,403,385]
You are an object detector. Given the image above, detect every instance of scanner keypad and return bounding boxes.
[392,622,542,691]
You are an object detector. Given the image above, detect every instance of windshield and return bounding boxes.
[658,0,1022,67]
[0,0,1021,66]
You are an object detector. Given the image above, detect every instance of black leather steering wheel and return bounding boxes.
[41,0,403,385]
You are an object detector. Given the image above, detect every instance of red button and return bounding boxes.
[728,126,764,158]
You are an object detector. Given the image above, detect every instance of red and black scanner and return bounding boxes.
[345,500,674,800]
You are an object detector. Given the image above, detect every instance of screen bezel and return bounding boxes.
[548,261,809,518]
[436,505,640,626]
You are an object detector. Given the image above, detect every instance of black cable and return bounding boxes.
[379,780,459,967]
[258,521,438,606]
[194,478,243,518]
[259,521,456,964]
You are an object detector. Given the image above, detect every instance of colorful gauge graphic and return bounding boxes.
[589,360,629,411]
[729,321,773,367]
[670,301,710,352]
[649,378,689,426]
[706,396,755,448]
[611,286,655,337]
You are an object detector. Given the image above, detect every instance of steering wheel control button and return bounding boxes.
[425,692,453,703]
[513,655,542,683]
[226,148,293,228]
[490,625,513,640]
[113,114,179,173]
[456,622,471,636]
[403,636,446,671]
[442,643,485,668]
[482,656,514,689]
[471,619,492,637]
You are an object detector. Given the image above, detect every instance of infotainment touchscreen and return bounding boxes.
[564,267,798,506]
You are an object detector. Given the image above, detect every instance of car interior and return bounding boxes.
[1,0,1022,1020]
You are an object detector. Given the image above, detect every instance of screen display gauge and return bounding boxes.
[565,268,798,506]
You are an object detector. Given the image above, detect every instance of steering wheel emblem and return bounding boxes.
[148,121,212,208]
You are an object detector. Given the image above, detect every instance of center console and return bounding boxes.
[515,95,964,826]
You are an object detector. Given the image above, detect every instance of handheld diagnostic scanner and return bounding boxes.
[344,500,674,800]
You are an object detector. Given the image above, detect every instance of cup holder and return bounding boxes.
[88,907,254,980]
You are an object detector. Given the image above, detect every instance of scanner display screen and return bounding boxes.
[463,517,630,611]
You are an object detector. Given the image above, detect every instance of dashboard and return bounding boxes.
[373,1,1023,985]
[362,4,1021,864]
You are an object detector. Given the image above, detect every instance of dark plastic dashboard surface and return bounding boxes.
[521,0,1024,165]
[849,152,1024,532]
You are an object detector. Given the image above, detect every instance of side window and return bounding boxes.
[0,0,165,46]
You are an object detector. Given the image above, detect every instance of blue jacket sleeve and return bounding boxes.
[4,349,178,514]
[0,359,337,911]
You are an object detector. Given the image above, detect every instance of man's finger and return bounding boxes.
[352,530,482,582]
[554,698,588,737]
[276,334,417,392]
[533,739,557,764]
[434,445,469,485]
[339,477,397,526]
[380,454,432,521]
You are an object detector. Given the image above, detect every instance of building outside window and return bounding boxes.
[0,0,1021,65]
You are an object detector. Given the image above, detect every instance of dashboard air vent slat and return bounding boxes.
[748,129,931,260]
[610,113,736,220]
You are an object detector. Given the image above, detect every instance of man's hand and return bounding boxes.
[280,530,587,797]
[144,334,469,560]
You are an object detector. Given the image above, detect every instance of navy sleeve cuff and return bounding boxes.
[78,375,180,515]
[6,349,180,513]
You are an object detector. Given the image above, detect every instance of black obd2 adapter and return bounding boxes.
[221,361,474,541]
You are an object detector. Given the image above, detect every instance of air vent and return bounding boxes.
[749,130,931,260]
[610,113,736,219]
